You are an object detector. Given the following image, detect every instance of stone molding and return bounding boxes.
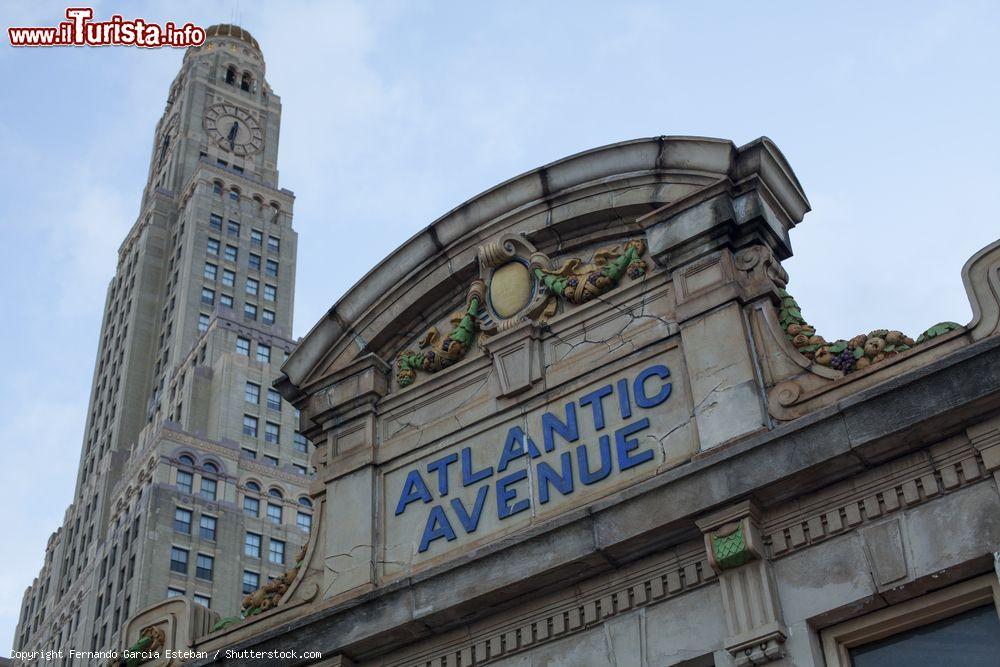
[764,435,988,559]
[382,545,715,667]
[962,237,1000,341]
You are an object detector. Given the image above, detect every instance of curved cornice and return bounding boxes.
[279,135,809,398]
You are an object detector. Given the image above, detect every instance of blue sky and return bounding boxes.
[1,0,998,655]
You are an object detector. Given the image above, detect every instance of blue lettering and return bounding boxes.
[451,485,489,533]
[395,469,433,516]
[579,384,613,430]
[497,470,530,519]
[616,418,654,470]
[461,446,493,486]
[541,403,579,453]
[616,378,632,419]
[497,426,541,472]
[426,452,458,496]
[418,505,457,552]
[537,452,574,504]
[577,435,613,485]
[634,365,671,409]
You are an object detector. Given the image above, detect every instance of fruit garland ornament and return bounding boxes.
[777,288,961,375]
[209,545,309,632]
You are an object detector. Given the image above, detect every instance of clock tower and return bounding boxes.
[15,25,311,657]
[145,23,282,200]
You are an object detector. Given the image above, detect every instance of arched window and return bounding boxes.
[240,72,252,92]
[225,65,237,85]
[213,180,223,196]
[203,462,218,474]
[246,481,260,492]
[268,488,283,499]
[298,497,312,508]
[230,187,240,203]
[178,454,194,466]
[253,195,264,210]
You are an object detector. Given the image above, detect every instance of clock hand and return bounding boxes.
[227,121,239,149]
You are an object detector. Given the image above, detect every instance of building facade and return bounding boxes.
[111,135,1000,667]
[13,25,314,662]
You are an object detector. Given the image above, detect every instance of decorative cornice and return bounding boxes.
[382,545,714,667]
[764,438,987,559]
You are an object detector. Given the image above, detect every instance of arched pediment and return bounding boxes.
[279,135,808,399]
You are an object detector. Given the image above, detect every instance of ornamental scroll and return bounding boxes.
[394,234,649,387]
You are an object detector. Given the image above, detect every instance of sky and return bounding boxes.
[1,0,998,656]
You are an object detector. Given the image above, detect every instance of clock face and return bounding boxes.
[156,115,179,169]
[203,103,263,156]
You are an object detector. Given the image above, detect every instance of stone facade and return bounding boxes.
[121,137,1000,665]
[13,26,314,663]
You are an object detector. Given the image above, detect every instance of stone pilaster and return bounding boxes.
[298,354,390,600]
[697,501,788,666]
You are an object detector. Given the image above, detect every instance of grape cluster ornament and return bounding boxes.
[777,289,961,375]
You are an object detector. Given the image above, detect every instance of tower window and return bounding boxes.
[242,571,259,594]
[244,531,261,557]
[241,72,252,92]
[256,344,270,363]
[195,553,214,580]
[225,66,236,85]
[243,497,259,518]
[169,547,188,574]
[243,415,258,437]
[269,539,285,565]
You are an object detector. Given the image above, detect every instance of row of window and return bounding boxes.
[176,470,217,500]
[210,180,282,219]
[242,497,312,530]
[242,415,280,442]
[236,337,272,362]
[205,264,278,300]
[207,237,279,276]
[245,382,282,410]
[243,531,288,563]
[167,565,268,606]
[201,289,276,324]
[174,465,312,519]
[224,65,255,93]
[209,215,280,252]
[169,547,219,578]
[173,508,217,540]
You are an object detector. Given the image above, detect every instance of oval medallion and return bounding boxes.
[490,261,532,319]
